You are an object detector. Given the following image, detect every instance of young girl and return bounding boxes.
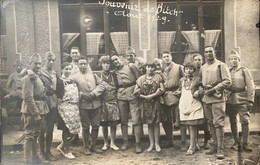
[56,62,81,159]
[134,61,165,152]
[178,62,204,155]
[99,56,120,151]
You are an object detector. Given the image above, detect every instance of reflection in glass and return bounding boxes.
[59,0,80,4]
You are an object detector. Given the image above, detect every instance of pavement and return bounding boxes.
[2,113,260,152]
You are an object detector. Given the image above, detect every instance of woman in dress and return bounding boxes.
[56,62,81,159]
[99,56,120,151]
[178,62,204,155]
[134,61,165,152]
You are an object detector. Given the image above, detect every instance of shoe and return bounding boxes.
[45,152,56,161]
[243,144,253,152]
[135,143,142,154]
[110,144,119,151]
[230,143,242,151]
[102,144,109,151]
[155,145,161,152]
[82,148,92,156]
[147,146,154,152]
[161,142,173,148]
[203,142,211,150]
[216,149,224,159]
[205,147,217,155]
[90,146,103,154]
[121,143,129,151]
[181,143,188,152]
[64,152,75,159]
[186,149,195,155]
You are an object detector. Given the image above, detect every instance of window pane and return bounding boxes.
[180,6,199,64]
[203,5,222,60]
[85,0,128,3]
[59,0,80,4]
[109,7,129,55]
[180,0,199,1]
[61,8,81,63]
[1,7,6,35]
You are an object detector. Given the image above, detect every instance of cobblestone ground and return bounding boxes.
[3,134,260,165]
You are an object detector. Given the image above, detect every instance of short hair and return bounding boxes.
[13,59,23,67]
[204,46,215,51]
[184,62,197,71]
[45,52,56,60]
[111,55,119,61]
[71,47,80,51]
[78,56,87,61]
[162,51,171,55]
[98,55,110,66]
[61,62,72,70]
[192,53,203,60]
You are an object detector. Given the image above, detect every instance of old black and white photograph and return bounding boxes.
[0,0,259,164]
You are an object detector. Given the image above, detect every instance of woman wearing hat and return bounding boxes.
[134,61,165,152]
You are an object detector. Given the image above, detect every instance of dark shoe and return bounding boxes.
[90,146,103,154]
[195,144,200,151]
[230,142,242,151]
[205,147,217,155]
[45,152,56,161]
[135,143,142,154]
[216,149,225,159]
[243,145,253,152]
[121,143,129,151]
[82,148,92,156]
[181,143,188,152]
[203,142,211,150]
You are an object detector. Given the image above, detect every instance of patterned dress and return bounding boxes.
[134,74,163,124]
[100,72,120,126]
[58,77,81,134]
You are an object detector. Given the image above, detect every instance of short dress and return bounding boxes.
[57,78,81,134]
[179,77,204,126]
[100,72,120,126]
[134,74,163,124]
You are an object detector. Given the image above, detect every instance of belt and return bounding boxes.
[232,87,246,93]
[118,82,136,88]
[165,86,178,91]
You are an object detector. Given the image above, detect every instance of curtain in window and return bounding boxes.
[110,32,129,55]
[86,32,104,55]
[181,31,200,52]
[204,30,221,48]
[62,33,80,52]
[158,31,176,53]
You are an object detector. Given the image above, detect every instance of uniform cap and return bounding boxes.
[29,53,42,64]
[126,46,135,55]
[229,49,241,61]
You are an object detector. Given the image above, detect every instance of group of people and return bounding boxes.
[7,45,255,164]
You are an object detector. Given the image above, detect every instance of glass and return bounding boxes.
[85,0,128,3]
[61,8,81,62]
[59,0,80,4]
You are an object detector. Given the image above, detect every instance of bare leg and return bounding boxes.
[110,125,119,150]
[102,126,109,151]
[154,123,161,152]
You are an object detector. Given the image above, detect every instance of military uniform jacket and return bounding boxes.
[161,62,184,106]
[114,63,140,101]
[227,66,255,104]
[21,70,49,115]
[200,59,231,104]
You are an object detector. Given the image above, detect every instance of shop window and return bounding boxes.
[157,0,224,64]
[59,0,129,71]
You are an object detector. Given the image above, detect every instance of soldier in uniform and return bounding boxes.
[71,56,105,155]
[226,50,255,152]
[38,52,58,161]
[160,51,185,148]
[70,47,81,75]
[21,53,49,164]
[111,55,142,154]
[200,46,231,159]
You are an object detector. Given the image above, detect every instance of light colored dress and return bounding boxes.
[179,77,204,125]
[58,77,81,134]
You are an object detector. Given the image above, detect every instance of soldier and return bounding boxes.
[111,55,142,154]
[71,56,105,155]
[21,53,49,164]
[160,51,185,148]
[226,50,255,152]
[70,47,81,75]
[125,46,136,64]
[38,52,58,161]
[200,46,231,159]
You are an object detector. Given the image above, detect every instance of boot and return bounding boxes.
[134,125,142,154]
[82,128,91,156]
[45,131,56,161]
[38,134,46,160]
[230,116,241,151]
[90,129,102,154]
[162,122,173,148]
[216,127,224,159]
[121,125,129,151]
[135,143,142,154]
[242,124,252,152]
[180,125,187,151]
[203,131,211,150]
[24,140,33,164]
[32,138,42,164]
[206,126,217,155]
